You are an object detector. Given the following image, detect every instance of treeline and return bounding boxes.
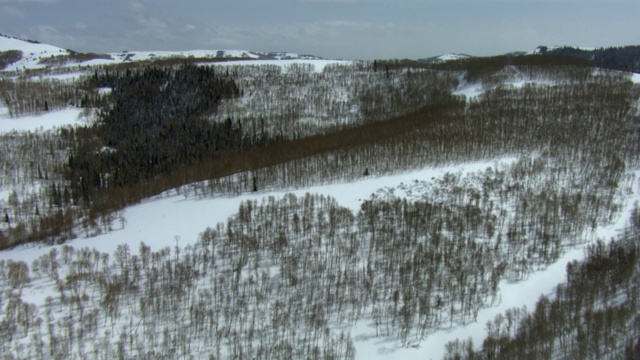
[0,77,86,117]
[0,129,80,247]
[0,50,22,70]
[443,206,640,360]
[538,45,640,72]
[379,54,594,83]
[36,51,112,67]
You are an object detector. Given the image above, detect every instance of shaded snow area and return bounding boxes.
[0,107,86,133]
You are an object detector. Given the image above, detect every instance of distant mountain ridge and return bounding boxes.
[418,45,640,72]
[2,33,639,72]
[534,45,640,71]
[0,33,323,71]
[109,49,323,63]
[416,53,472,64]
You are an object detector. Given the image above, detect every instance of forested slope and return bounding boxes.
[443,207,640,360]
[0,53,639,359]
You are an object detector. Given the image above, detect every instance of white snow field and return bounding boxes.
[0,107,86,133]
[0,34,69,70]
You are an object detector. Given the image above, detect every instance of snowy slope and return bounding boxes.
[0,34,69,70]
[532,45,597,54]
[0,34,323,70]
[107,49,321,63]
[417,53,472,64]
[0,107,86,133]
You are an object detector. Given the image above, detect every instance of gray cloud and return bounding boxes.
[0,0,57,3]
[299,0,359,3]
[0,0,638,59]
[1,5,26,16]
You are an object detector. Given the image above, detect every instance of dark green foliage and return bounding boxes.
[66,64,259,202]
[37,51,112,66]
[379,54,593,83]
[0,50,22,70]
[90,65,240,143]
[541,45,640,71]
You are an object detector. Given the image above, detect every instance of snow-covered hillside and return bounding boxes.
[107,49,322,63]
[0,34,69,70]
[533,45,597,54]
[417,53,472,64]
[0,34,323,71]
[0,107,85,133]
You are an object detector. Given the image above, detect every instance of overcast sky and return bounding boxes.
[1,0,638,60]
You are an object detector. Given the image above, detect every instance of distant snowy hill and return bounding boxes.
[0,34,323,71]
[0,34,70,70]
[416,45,640,72]
[533,45,640,70]
[417,53,472,64]
[106,49,322,64]
[532,45,597,55]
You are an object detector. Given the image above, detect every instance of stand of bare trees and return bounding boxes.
[0,148,634,358]
[444,206,640,360]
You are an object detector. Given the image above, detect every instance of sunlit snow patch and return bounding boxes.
[0,108,85,133]
[453,81,484,101]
